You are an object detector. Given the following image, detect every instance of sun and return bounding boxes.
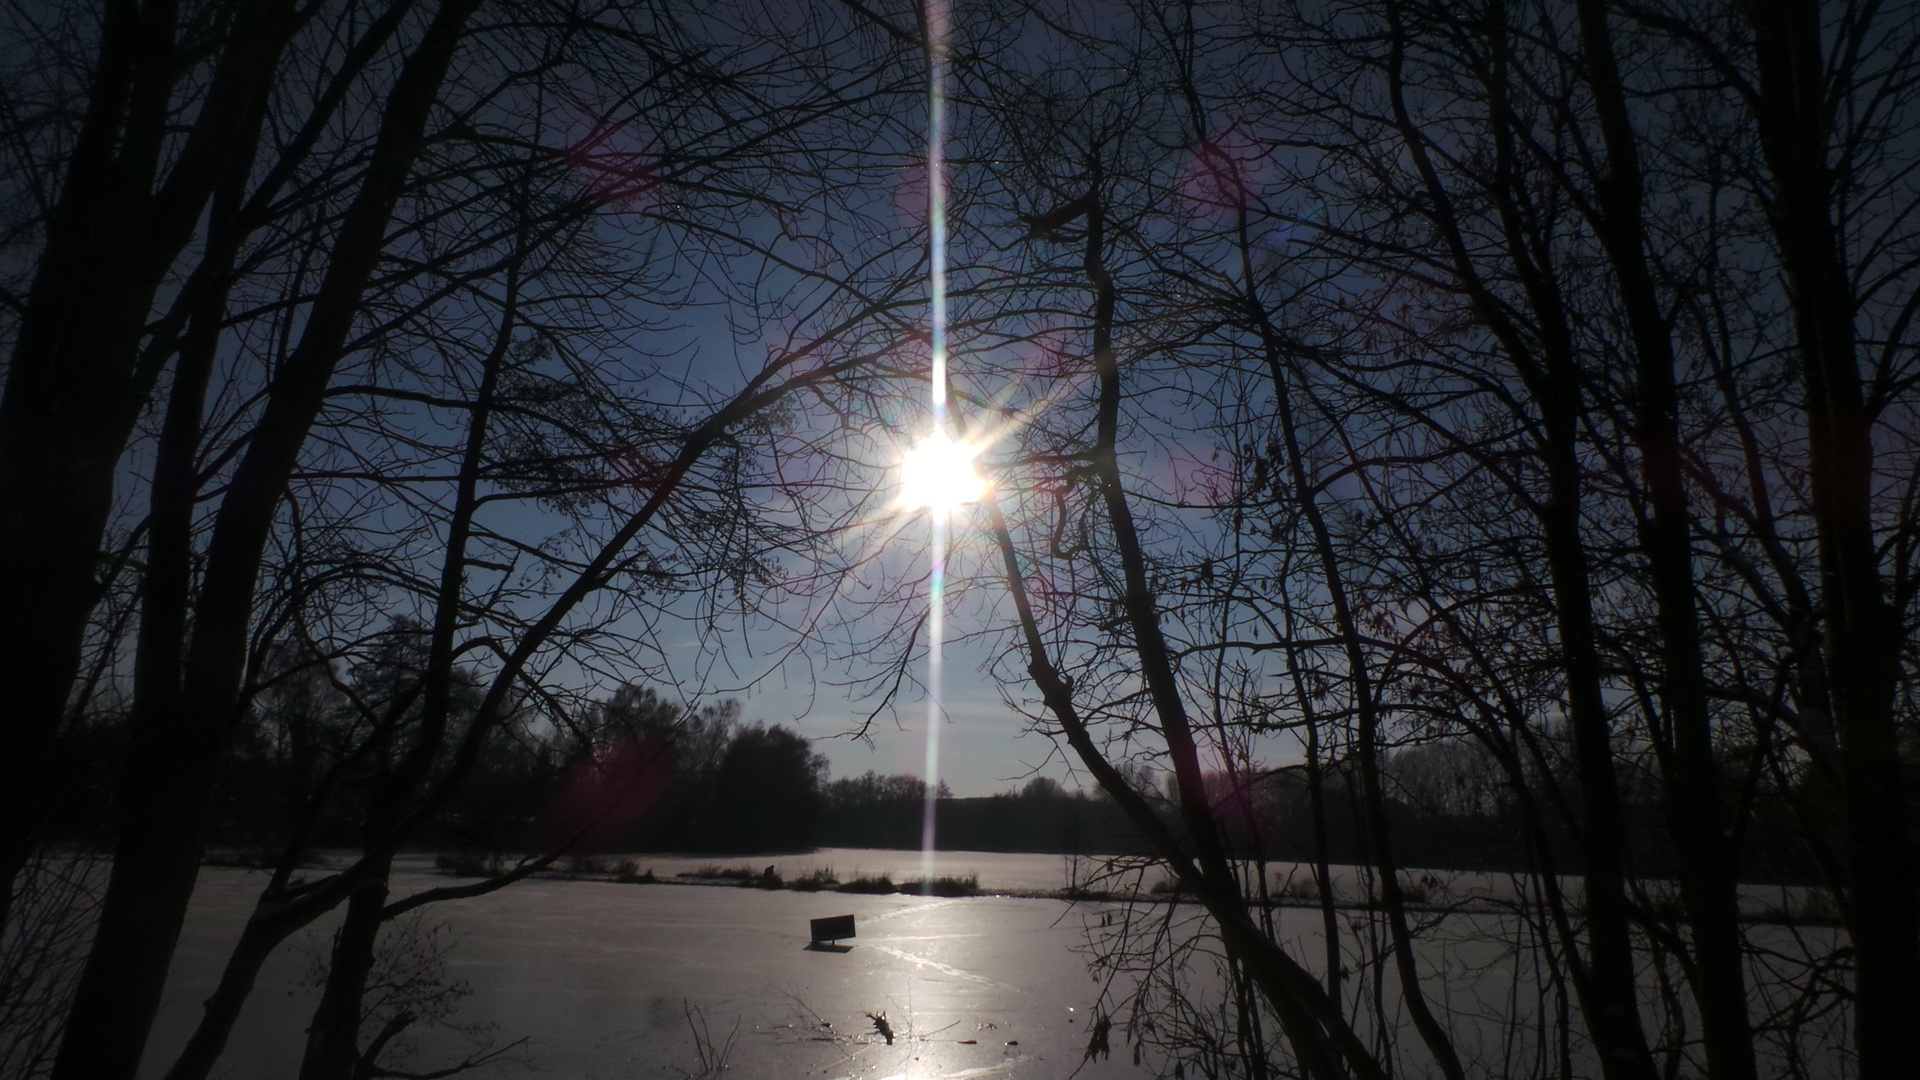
[898,430,987,512]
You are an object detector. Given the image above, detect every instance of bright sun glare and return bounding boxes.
[899,431,987,512]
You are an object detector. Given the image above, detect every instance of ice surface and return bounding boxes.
[141,858,1154,1079]
[135,851,1850,1079]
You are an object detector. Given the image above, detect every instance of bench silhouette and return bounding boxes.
[809,914,855,948]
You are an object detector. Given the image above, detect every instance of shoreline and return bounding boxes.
[427,860,1852,928]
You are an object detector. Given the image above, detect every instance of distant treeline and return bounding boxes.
[817,774,1150,854]
[45,672,1822,879]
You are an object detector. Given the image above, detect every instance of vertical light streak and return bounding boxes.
[920,0,950,894]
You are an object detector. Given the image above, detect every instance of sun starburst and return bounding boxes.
[898,430,987,513]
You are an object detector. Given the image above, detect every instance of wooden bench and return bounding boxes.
[809,914,855,944]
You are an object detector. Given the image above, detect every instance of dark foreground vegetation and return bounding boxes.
[2,1,1917,1080]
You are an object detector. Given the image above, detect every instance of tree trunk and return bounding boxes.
[160,876,361,1080]
[0,0,158,930]
[301,871,393,1080]
[1299,671,1342,1005]
[1743,3,1919,1073]
[1535,423,1660,1080]
[50,6,480,1076]
[0,0,299,928]
[1572,4,1755,1076]
[1383,4,1658,1072]
[989,491,1385,1080]
[1255,311,1465,1080]
[989,190,1390,1080]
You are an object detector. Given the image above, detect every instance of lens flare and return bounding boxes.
[919,0,953,895]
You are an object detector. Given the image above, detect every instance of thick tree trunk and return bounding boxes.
[1572,4,1755,1077]
[1535,471,1659,1080]
[0,410,132,922]
[161,875,366,1080]
[109,181,248,1080]
[50,6,480,1077]
[1743,3,1919,1072]
[301,871,393,1080]
[0,0,299,928]
[0,0,156,929]
[1479,97,1654,1080]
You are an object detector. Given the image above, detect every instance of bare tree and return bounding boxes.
[1632,1,1920,1069]
[0,0,311,932]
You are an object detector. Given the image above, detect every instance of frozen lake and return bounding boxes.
[136,849,1848,1079]
[143,852,1170,1080]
